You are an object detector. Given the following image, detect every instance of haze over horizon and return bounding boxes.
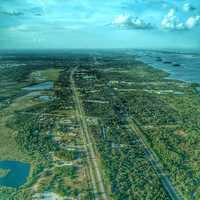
[0,0,200,50]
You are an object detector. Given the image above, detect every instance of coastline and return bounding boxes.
[133,50,200,85]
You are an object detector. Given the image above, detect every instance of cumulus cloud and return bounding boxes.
[183,3,195,12]
[161,9,184,30]
[161,9,200,31]
[112,14,153,30]
[185,16,200,29]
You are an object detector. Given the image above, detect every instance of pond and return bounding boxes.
[0,160,30,188]
[38,95,51,101]
[22,81,53,91]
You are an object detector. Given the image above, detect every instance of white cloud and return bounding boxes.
[112,14,153,30]
[183,3,195,12]
[185,16,200,29]
[113,14,129,26]
[161,9,185,30]
[168,9,175,18]
[161,9,200,31]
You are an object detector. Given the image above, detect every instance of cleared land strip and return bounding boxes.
[14,112,71,118]
[129,119,184,200]
[70,66,108,200]
[105,83,183,200]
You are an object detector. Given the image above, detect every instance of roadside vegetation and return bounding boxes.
[1,52,200,199]
[0,55,92,200]
[75,53,200,199]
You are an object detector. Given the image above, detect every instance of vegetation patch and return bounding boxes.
[0,169,10,177]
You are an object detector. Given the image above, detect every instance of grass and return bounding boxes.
[0,86,43,161]
[0,67,60,161]
[0,169,10,177]
[0,62,93,199]
[30,68,63,82]
[0,113,28,161]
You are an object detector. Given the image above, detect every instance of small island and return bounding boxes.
[0,169,10,178]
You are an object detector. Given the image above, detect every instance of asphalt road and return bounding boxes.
[70,66,108,200]
[71,60,183,200]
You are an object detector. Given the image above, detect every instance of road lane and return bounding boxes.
[70,66,108,200]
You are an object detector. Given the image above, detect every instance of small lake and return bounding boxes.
[0,160,30,188]
[23,81,53,91]
[38,95,51,101]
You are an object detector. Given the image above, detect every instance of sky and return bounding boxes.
[0,0,200,50]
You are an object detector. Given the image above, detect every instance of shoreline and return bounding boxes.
[133,50,200,85]
[136,57,200,87]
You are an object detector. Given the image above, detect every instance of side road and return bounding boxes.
[129,119,184,200]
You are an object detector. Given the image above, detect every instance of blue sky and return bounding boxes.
[0,0,200,49]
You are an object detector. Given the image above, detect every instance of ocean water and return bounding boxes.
[132,50,200,84]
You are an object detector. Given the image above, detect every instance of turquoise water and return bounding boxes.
[0,160,30,188]
[23,81,53,91]
[38,95,51,101]
[133,50,200,84]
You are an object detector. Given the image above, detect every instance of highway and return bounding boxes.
[70,66,108,200]
[71,59,183,200]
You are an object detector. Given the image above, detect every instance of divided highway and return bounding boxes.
[70,61,184,200]
[70,66,108,200]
